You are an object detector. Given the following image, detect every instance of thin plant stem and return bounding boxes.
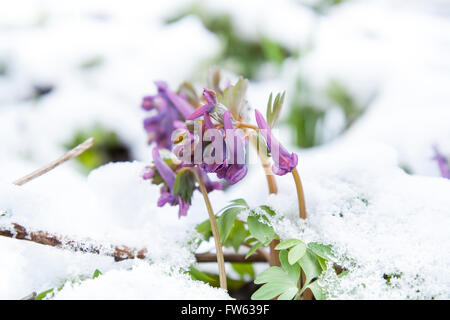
[291,167,311,299]
[236,122,259,130]
[190,168,227,290]
[13,138,94,186]
[291,167,307,220]
[249,134,280,266]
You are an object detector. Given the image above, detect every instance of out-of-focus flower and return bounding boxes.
[142,81,194,149]
[433,146,450,179]
[255,109,298,176]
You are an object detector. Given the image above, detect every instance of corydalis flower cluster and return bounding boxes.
[141,77,299,216]
[173,89,249,185]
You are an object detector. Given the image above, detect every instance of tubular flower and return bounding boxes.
[198,111,248,184]
[142,81,194,149]
[150,147,190,217]
[255,109,298,176]
[144,147,221,217]
[186,88,218,120]
[433,146,450,179]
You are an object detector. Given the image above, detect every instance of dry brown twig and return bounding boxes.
[12,137,94,186]
[0,222,266,263]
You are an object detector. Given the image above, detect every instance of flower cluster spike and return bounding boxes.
[141,76,300,217]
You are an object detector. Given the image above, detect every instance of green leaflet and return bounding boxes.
[252,252,301,300]
[92,269,102,279]
[231,263,255,279]
[219,77,249,120]
[247,216,276,246]
[226,221,249,252]
[307,280,327,300]
[308,242,337,261]
[287,242,307,265]
[266,91,286,128]
[245,242,263,259]
[298,249,322,285]
[173,168,196,204]
[196,219,212,241]
[275,238,303,250]
[217,206,245,243]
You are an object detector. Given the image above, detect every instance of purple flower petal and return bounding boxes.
[186,104,215,120]
[433,146,450,179]
[166,89,195,119]
[152,147,175,189]
[255,109,298,176]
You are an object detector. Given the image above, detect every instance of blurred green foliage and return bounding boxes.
[64,124,130,173]
[166,6,294,79]
[79,55,104,70]
[300,0,349,14]
[287,78,365,148]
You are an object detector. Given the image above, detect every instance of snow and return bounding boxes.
[53,262,231,300]
[265,142,450,299]
[1,0,450,299]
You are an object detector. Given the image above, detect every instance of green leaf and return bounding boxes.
[277,287,299,300]
[261,38,285,65]
[173,168,196,204]
[251,282,288,300]
[266,92,273,124]
[259,205,276,216]
[308,280,327,300]
[228,221,248,252]
[92,269,102,279]
[247,216,276,246]
[288,243,307,265]
[217,207,245,243]
[275,239,303,250]
[298,249,323,284]
[308,242,336,261]
[317,256,327,271]
[279,250,301,282]
[266,91,285,127]
[254,266,287,284]
[36,288,54,300]
[196,219,212,240]
[189,266,216,284]
[229,198,249,208]
[245,242,263,259]
[231,263,255,278]
[220,77,249,119]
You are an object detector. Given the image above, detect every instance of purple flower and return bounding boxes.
[186,88,218,120]
[200,111,248,184]
[255,109,298,176]
[151,147,190,217]
[147,147,221,217]
[433,146,450,179]
[142,81,194,149]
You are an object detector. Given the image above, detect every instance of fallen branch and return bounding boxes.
[0,222,267,263]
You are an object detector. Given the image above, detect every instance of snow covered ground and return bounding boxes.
[1,0,449,299]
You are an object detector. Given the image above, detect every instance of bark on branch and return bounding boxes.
[0,222,266,263]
